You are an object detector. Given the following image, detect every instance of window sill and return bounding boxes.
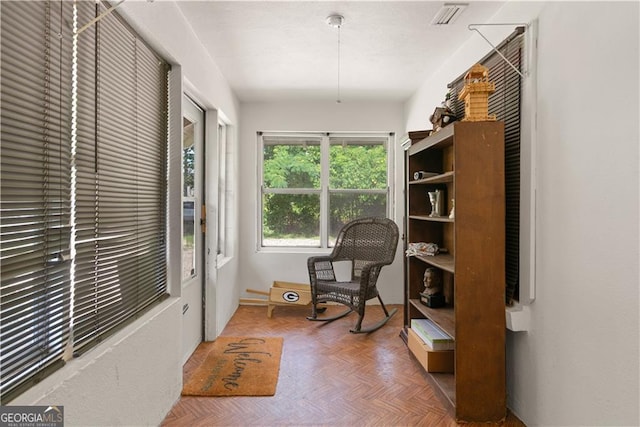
[216,255,233,269]
[257,246,331,255]
[506,303,531,332]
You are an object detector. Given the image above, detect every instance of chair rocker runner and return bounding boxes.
[307,217,400,333]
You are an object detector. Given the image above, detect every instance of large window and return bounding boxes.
[0,0,168,402]
[259,132,391,248]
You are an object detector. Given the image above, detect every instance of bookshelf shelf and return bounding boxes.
[409,124,454,154]
[414,254,454,273]
[409,299,455,338]
[408,215,454,224]
[409,170,454,185]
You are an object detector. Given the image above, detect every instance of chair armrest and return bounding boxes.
[307,255,333,265]
[307,256,336,284]
[357,260,392,299]
[359,260,392,278]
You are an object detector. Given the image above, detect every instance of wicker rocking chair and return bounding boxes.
[307,217,400,333]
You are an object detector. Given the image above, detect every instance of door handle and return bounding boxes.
[200,204,206,234]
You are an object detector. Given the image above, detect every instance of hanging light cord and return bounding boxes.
[336,23,341,103]
[326,14,345,103]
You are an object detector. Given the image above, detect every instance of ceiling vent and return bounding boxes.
[431,3,468,26]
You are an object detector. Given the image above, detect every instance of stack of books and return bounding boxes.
[410,318,454,351]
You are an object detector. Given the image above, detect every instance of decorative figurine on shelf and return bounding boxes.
[458,63,497,122]
[428,190,443,217]
[420,267,446,308]
[449,198,455,219]
[429,90,457,132]
[422,268,442,296]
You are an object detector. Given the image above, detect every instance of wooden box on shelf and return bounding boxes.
[407,328,454,373]
[401,121,506,423]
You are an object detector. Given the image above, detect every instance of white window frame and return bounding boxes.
[257,131,393,251]
[216,119,232,264]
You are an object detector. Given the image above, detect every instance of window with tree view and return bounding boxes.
[260,133,391,248]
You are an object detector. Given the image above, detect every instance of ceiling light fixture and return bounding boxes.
[326,14,345,103]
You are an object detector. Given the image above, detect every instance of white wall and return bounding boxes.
[238,101,406,304]
[405,2,639,425]
[10,3,242,425]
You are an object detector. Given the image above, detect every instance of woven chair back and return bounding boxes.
[330,217,399,271]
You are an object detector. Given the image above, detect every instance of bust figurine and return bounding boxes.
[423,268,443,296]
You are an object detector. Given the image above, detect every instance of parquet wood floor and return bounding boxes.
[161,304,525,427]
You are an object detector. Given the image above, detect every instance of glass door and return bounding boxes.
[181,95,205,362]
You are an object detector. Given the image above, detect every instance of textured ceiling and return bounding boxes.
[168,1,505,102]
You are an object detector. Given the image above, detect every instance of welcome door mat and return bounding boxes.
[182,337,283,397]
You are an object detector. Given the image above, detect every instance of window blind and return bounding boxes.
[72,2,169,353]
[0,0,73,401]
[1,0,169,401]
[448,27,524,304]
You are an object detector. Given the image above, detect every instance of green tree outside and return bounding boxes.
[263,141,387,242]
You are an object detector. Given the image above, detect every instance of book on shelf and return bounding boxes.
[410,318,454,351]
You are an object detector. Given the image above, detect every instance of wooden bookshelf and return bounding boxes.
[402,121,506,422]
